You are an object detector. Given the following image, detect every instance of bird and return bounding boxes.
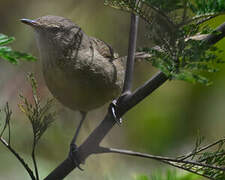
[21,15,127,165]
[21,15,125,113]
[21,15,207,168]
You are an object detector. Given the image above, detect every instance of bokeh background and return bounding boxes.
[0,0,225,179]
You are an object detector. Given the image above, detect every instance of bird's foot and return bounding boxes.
[109,100,122,125]
[69,143,84,171]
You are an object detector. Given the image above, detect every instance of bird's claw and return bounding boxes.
[109,100,122,125]
[69,143,84,171]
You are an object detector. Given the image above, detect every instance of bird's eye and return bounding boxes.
[50,25,60,32]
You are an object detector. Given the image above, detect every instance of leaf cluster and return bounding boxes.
[104,0,225,85]
[18,73,55,145]
[190,0,225,15]
[0,33,36,64]
[0,73,56,180]
[143,25,223,85]
[172,137,225,180]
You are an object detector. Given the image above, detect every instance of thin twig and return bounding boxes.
[196,15,220,26]
[198,151,225,163]
[0,137,36,180]
[96,147,225,171]
[0,115,7,137]
[180,138,225,161]
[32,142,39,180]
[145,2,176,30]
[181,0,188,24]
[165,161,217,180]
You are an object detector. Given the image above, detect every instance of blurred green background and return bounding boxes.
[0,0,225,179]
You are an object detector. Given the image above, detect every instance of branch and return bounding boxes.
[96,145,225,180]
[32,143,39,180]
[96,147,225,171]
[203,22,225,45]
[120,71,168,116]
[44,22,225,180]
[0,137,36,180]
[122,7,139,94]
[0,102,36,179]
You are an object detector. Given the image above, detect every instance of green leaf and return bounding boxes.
[185,63,219,72]
[190,0,225,14]
[0,33,37,64]
[0,34,15,45]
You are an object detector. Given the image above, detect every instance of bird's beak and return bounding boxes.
[20,18,38,27]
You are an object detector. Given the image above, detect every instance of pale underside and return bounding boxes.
[37,34,124,112]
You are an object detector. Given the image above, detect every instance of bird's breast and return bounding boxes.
[41,48,124,112]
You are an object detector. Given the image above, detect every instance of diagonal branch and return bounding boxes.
[118,71,168,116]
[44,21,225,180]
[0,137,36,180]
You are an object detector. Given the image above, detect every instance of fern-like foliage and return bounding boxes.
[104,0,225,85]
[190,0,225,15]
[0,33,36,64]
[142,25,223,85]
[168,137,225,180]
[18,73,55,179]
[0,73,55,180]
[18,73,55,145]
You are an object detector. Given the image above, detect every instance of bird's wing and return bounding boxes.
[90,37,119,59]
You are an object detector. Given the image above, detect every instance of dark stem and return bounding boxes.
[181,0,188,23]
[0,137,36,180]
[118,71,168,116]
[0,117,7,138]
[8,118,11,145]
[203,22,225,45]
[32,143,39,180]
[122,9,139,94]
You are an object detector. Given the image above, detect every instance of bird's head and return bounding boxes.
[21,15,80,35]
[21,15,88,52]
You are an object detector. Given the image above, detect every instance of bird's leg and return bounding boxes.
[71,111,87,144]
[69,111,87,171]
